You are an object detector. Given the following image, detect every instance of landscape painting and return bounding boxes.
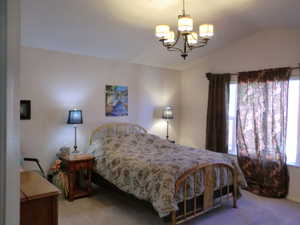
[105,85,128,116]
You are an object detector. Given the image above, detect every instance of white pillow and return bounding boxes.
[84,139,103,157]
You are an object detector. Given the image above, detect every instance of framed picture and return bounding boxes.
[105,85,128,117]
[20,100,31,120]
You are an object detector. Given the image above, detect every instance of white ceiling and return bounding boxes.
[21,0,300,70]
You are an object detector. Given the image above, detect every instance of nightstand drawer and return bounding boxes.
[67,160,93,171]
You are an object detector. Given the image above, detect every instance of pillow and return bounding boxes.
[84,139,103,157]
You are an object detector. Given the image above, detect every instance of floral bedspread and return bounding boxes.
[94,133,246,217]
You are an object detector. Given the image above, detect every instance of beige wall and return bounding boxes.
[20,47,180,171]
[4,0,21,224]
[179,29,300,202]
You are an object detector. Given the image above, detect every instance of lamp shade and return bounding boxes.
[155,25,170,38]
[164,31,175,44]
[178,15,193,33]
[67,109,83,124]
[162,106,174,120]
[199,24,214,38]
[187,32,198,45]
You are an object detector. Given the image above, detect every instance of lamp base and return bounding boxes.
[72,145,80,154]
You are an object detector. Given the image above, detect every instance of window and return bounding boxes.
[228,79,300,165]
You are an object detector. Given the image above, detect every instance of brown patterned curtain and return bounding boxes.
[237,67,291,198]
[206,73,231,153]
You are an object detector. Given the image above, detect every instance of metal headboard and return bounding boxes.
[89,122,147,145]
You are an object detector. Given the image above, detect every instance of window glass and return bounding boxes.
[286,80,300,164]
[228,83,237,155]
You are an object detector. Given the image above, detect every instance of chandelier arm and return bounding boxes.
[161,41,181,53]
[167,46,184,54]
[189,43,208,50]
[186,39,193,50]
[160,40,176,49]
[161,41,169,48]
[199,38,209,45]
[186,37,209,49]
[188,38,209,50]
[185,45,194,54]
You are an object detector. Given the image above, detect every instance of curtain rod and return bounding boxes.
[228,64,300,77]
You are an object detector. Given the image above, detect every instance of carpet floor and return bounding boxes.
[59,189,300,225]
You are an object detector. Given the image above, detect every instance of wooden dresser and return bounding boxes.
[21,171,60,225]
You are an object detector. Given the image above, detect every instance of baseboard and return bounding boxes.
[287,196,300,204]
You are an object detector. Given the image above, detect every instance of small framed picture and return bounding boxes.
[105,85,128,117]
[20,100,31,120]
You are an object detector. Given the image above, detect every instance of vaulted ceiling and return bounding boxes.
[21,0,300,70]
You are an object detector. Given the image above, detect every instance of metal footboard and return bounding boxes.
[172,163,237,225]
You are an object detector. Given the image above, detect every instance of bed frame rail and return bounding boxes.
[172,163,237,225]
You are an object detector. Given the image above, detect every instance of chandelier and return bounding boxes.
[155,0,214,60]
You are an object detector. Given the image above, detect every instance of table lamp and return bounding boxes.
[67,109,83,153]
[162,106,174,140]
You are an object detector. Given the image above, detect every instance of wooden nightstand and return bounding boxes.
[58,154,95,201]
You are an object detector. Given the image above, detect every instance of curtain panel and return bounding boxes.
[206,73,231,153]
[236,67,291,198]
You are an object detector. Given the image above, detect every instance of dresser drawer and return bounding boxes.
[67,160,94,171]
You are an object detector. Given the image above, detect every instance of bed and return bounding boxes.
[86,123,246,225]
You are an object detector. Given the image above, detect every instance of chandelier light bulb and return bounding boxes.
[155,25,170,38]
[187,32,198,45]
[199,24,214,38]
[178,15,193,33]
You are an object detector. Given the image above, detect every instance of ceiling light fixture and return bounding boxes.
[155,0,214,60]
